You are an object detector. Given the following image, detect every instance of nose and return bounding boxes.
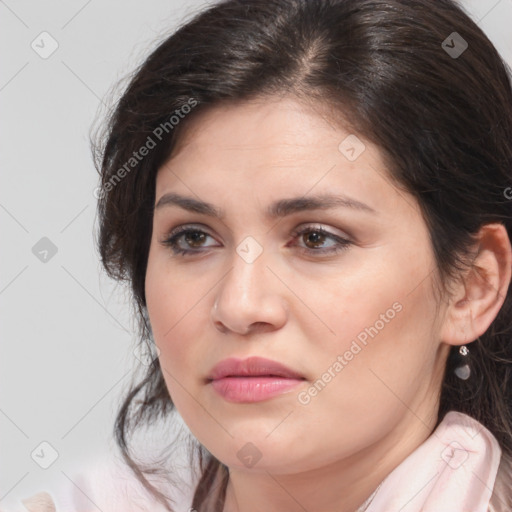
[211,244,289,335]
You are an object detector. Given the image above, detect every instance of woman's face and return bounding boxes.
[145,96,451,474]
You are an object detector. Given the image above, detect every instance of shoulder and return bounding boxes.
[2,453,194,512]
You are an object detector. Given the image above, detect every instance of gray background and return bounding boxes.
[1,0,511,507]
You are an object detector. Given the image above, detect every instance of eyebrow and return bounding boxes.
[154,192,377,218]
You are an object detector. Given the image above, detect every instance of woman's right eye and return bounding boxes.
[161,226,220,256]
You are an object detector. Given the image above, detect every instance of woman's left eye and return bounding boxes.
[288,225,352,255]
[160,224,352,256]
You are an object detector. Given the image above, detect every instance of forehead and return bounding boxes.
[165,96,353,163]
[154,95,414,221]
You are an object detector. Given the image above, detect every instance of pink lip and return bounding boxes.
[207,356,306,403]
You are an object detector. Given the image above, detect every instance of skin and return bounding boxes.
[144,95,511,512]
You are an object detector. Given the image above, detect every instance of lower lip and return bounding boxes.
[210,377,304,403]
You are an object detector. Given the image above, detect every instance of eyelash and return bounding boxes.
[161,224,352,257]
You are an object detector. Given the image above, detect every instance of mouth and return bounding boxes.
[206,356,306,403]
[207,355,305,380]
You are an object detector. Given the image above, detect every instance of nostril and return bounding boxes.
[213,320,229,333]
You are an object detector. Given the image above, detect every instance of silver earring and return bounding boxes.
[454,345,471,380]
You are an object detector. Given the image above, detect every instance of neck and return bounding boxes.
[222,411,438,512]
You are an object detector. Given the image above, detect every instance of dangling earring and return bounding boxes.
[454,345,471,380]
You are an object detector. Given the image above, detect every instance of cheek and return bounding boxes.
[144,250,216,406]
[305,243,438,395]
[145,254,196,369]
[145,270,216,440]
[287,274,438,462]
[145,276,199,418]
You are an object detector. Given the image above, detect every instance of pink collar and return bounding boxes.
[364,411,501,512]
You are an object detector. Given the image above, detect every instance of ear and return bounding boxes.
[440,223,512,346]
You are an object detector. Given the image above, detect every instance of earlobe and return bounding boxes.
[440,223,512,347]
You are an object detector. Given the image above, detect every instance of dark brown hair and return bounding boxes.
[91,0,512,510]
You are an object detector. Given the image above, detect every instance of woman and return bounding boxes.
[13,0,512,510]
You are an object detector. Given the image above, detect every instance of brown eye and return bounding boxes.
[184,231,207,247]
[302,230,327,248]
[161,225,220,255]
[290,225,352,255]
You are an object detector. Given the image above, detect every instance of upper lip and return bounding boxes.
[207,356,305,381]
